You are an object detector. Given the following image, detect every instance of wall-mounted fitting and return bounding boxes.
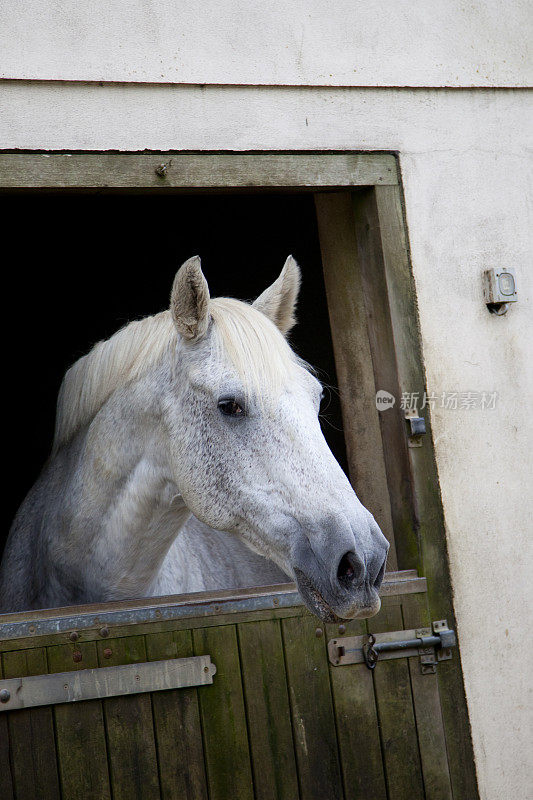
[405,411,426,448]
[483,268,517,315]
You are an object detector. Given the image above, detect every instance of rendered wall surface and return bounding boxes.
[1,1,531,86]
[0,7,532,798]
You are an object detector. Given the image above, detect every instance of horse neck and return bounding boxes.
[56,366,190,602]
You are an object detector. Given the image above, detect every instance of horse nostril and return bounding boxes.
[337,551,364,587]
[373,556,387,590]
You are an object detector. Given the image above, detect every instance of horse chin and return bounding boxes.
[300,588,343,623]
[293,569,344,622]
[294,569,382,623]
[346,596,382,620]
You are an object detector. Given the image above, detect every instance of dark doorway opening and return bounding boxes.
[3,192,347,558]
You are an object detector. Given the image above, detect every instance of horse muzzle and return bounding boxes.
[290,528,389,622]
[294,566,382,622]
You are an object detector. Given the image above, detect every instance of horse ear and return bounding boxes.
[170,256,211,340]
[252,255,301,335]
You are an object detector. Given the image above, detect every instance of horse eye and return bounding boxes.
[217,399,245,417]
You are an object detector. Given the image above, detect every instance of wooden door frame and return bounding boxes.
[0,151,478,798]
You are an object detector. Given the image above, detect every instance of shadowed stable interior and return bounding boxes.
[2,192,347,563]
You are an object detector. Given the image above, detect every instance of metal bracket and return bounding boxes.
[405,410,426,448]
[0,655,216,711]
[328,619,456,674]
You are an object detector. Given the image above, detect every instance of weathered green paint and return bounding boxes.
[96,635,160,800]
[326,617,388,800]
[351,187,421,573]
[146,629,208,800]
[47,641,111,800]
[282,614,344,800]
[370,599,425,800]
[315,190,398,567]
[2,647,60,800]
[401,593,453,800]
[0,586,461,800]
[237,619,299,800]
[193,624,254,800]
[0,656,14,800]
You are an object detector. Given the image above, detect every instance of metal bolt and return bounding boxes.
[99,627,109,638]
[0,689,10,703]
[315,628,323,638]
[72,651,82,663]
[203,666,209,673]
[338,624,346,634]
[68,631,79,642]
[155,159,173,178]
[28,625,36,634]
[135,675,140,681]
[273,598,279,606]
[103,648,113,659]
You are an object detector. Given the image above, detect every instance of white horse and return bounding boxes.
[0,256,389,620]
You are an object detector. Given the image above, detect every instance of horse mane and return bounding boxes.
[52,298,304,453]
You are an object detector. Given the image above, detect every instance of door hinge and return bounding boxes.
[0,655,216,711]
[328,619,456,674]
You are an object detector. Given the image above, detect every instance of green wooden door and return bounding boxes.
[0,575,458,800]
[0,153,477,800]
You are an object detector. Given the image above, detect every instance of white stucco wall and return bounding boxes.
[2,80,531,797]
[2,0,531,86]
[1,4,532,797]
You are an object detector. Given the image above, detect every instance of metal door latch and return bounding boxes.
[328,619,456,674]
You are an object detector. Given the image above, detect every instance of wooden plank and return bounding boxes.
[401,594,453,800]
[0,571,418,624]
[282,615,343,800]
[0,656,14,800]
[47,641,111,800]
[237,619,299,800]
[369,599,425,800]
[0,606,306,653]
[2,648,60,800]
[315,190,398,566]
[193,625,254,800]
[326,618,387,800]
[0,571,426,652]
[374,184,479,800]
[350,187,419,570]
[0,582,304,634]
[0,153,398,190]
[145,630,208,800]
[96,635,160,800]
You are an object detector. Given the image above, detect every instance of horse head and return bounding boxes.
[164,256,389,622]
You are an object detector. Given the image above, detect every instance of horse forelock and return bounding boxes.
[52,298,307,454]
[209,297,306,405]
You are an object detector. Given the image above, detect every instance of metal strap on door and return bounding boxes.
[0,655,216,711]
[328,619,456,674]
